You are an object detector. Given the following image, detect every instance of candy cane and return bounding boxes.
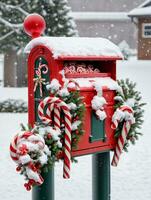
[10,131,45,190]
[10,134,20,163]
[54,105,61,130]
[38,63,48,74]
[111,106,135,166]
[38,96,72,178]
[34,62,48,97]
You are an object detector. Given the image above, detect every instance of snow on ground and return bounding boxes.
[0,57,151,200]
[0,87,27,100]
[112,57,151,200]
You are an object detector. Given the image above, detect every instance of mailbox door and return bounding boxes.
[71,89,116,157]
[34,57,50,123]
[28,45,63,126]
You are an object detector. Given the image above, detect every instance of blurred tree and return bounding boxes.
[0,0,78,53]
[0,0,77,87]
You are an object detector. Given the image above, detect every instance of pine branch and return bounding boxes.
[0,17,23,29]
[0,30,14,41]
[0,2,29,16]
[114,79,146,152]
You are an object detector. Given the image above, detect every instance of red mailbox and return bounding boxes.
[24,13,123,158]
[25,36,122,157]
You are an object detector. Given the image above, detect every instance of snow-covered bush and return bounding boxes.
[118,40,136,60]
[0,99,27,113]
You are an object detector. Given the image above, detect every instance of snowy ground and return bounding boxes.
[0,87,27,100]
[0,57,151,200]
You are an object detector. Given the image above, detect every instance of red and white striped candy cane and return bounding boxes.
[38,97,58,124]
[38,96,72,178]
[10,131,45,189]
[10,133,21,163]
[10,131,45,163]
[34,63,48,97]
[111,106,134,166]
[54,105,61,130]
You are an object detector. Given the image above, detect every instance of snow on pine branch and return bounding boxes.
[0,2,29,34]
[8,6,29,16]
[0,31,14,41]
[0,2,29,16]
[0,17,23,29]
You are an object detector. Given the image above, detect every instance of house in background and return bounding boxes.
[69,0,144,49]
[128,0,151,59]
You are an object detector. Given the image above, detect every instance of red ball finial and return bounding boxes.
[23,13,46,39]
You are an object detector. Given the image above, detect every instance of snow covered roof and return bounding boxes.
[71,12,130,22]
[128,0,151,17]
[138,0,151,8]
[128,6,151,17]
[25,36,123,60]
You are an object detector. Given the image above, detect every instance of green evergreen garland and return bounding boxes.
[114,79,146,152]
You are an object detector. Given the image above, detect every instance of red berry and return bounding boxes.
[56,151,63,159]
[26,185,31,191]
[47,133,52,139]
[29,179,35,185]
[16,166,21,172]
[24,183,31,191]
[28,162,37,172]
[73,138,77,143]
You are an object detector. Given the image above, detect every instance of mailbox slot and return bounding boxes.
[63,60,116,80]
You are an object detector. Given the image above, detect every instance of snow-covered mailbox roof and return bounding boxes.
[25,36,123,60]
[25,14,123,157]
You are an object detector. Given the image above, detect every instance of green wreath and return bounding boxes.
[114,78,146,152]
